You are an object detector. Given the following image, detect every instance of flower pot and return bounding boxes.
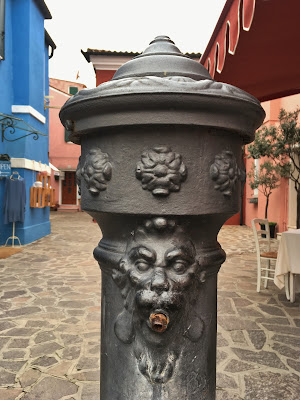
[260,222,277,238]
[269,222,277,238]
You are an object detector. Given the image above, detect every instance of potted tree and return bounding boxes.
[248,108,300,228]
[247,160,281,238]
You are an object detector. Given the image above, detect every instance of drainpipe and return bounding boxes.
[45,29,56,59]
[0,0,5,61]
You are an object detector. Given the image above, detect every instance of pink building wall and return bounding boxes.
[49,78,86,95]
[244,93,300,233]
[48,79,85,207]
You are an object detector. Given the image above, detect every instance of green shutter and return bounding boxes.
[69,86,78,95]
[65,87,78,139]
[65,128,70,142]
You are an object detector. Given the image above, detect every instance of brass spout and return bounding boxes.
[149,312,169,333]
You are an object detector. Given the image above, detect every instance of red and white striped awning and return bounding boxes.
[200,0,300,102]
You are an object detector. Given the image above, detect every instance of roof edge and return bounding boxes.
[81,49,90,63]
[34,0,52,19]
[81,48,201,64]
[49,77,87,88]
[45,30,56,50]
[49,85,72,97]
[200,0,234,63]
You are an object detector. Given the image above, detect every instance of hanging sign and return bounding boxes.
[0,161,11,177]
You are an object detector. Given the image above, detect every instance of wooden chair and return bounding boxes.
[251,218,278,292]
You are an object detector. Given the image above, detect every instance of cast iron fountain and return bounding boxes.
[60,36,265,400]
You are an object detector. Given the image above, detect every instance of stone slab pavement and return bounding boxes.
[0,212,299,399]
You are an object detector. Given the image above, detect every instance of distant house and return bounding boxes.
[81,48,201,86]
[47,51,142,212]
[48,78,86,211]
[0,0,56,245]
[81,49,140,86]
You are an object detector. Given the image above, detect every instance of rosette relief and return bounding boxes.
[82,148,112,195]
[210,150,241,197]
[136,146,187,196]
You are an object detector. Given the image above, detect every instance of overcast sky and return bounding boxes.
[45,0,227,88]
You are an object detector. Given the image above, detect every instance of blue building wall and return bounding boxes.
[11,0,31,106]
[0,0,13,114]
[0,0,52,245]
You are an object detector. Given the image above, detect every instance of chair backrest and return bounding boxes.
[251,218,271,256]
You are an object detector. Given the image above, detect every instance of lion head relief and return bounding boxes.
[112,217,206,383]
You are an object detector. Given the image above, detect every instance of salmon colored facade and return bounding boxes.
[49,62,137,210]
[200,0,300,229]
[48,79,85,210]
[244,93,300,233]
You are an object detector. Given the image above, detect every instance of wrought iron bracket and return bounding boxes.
[0,113,47,142]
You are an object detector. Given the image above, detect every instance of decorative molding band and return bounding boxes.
[11,105,46,124]
[11,158,51,175]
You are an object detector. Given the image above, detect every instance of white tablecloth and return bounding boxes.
[274,229,300,289]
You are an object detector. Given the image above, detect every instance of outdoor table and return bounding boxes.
[275,229,300,302]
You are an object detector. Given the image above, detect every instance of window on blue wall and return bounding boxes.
[69,87,78,95]
[0,0,5,60]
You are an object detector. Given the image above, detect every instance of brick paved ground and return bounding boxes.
[0,212,299,399]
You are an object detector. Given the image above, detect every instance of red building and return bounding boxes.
[200,0,300,232]
[81,48,202,86]
[81,50,140,86]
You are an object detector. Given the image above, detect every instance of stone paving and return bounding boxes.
[0,212,101,400]
[0,212,299,399]
[217,227,299,399]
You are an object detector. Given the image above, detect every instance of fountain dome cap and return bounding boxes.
[112,35,212,81]
[59,35,265,146]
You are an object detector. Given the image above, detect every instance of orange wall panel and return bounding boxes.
[96,70,115,86]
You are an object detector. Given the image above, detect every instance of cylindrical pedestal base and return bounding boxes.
[92,213,226,400]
